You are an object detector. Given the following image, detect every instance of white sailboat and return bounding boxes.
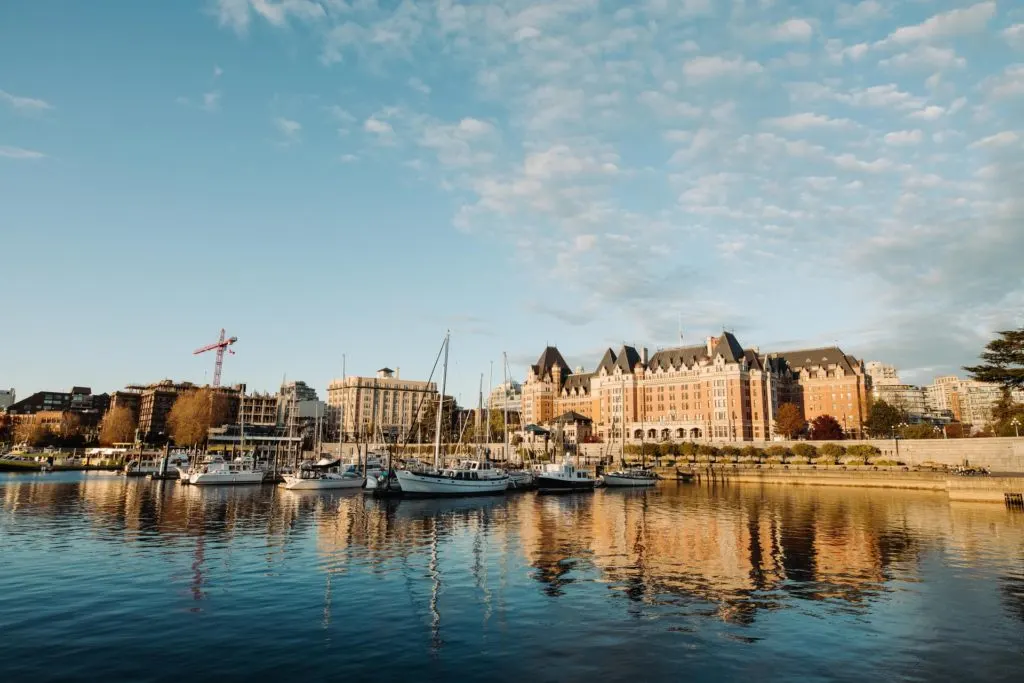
[281,457,364,490]
[395,333,510,497]
[602,376,657,487]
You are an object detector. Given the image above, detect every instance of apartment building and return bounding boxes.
[327,368,438,442]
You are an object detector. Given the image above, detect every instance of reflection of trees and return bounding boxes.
[523,495,595,597]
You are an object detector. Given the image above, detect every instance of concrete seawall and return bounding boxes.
[658,466,1024,504]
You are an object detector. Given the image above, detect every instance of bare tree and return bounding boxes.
[99,406,137,446]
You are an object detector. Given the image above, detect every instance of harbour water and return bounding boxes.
[1,472,1022,682]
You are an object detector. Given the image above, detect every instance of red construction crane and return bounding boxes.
[193,328,237,387]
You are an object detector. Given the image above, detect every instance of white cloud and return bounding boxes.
[769,18,813,43]
[364,117,394,135]
[884,129,924,146]
[214,65,224,78]
[0,89,53,112]
[274,116,302,141]
[985,64,1024,99]
[833,153,894,173]
[682,55,763,83]
[835,1,887,28]
[339,153,358,163]
[523,145,618,179]
[202,91,221,111]
[790,82,925,111]
[679,0,713,18]
[880,45,965,71]
[327,105,356,124]
[213,0,328,33]
[908,105,945,121]
[1005,24,1024,49]
[0,145,45,159]
[969,131,1020,149]
[883,2,996,45]
[408,77,431,95]
[766,112,855,131]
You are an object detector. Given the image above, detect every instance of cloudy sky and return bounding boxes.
[2,0,1022,403]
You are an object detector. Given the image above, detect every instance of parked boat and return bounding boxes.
[601,468,658,487]
[281,457,364,490]
[187,456,264,486]
[536,459,596,493]
[125,454,189,477]
[396,459,510,497]
[507,470,536,490]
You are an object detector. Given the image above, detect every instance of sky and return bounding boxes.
[2,0,1023,406]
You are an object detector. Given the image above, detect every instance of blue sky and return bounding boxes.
[2,0,1023,405]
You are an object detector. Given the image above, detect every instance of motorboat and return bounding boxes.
[535,459,596,493]
[281,458,364,490]
[395,459,509,497]
[601,468,658,487]
[187,456,265,486]
[507,470,536,490]
[125,454,189,477]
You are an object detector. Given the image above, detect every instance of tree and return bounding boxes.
[792,443,817,459]
[773,403,805,439]
[15,418,51,447]
[819,443,845,464]
[0,413,12,443]
[765,445,790,463]
[167,389,233,448]
[809,415,844,441]
[943,422,970,438]
[964,327,1024,390]
[100,406,137,446]
[901,423,940,439]
[865,400,906,438]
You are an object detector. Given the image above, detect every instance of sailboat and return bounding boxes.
[281,457,364,490]
[602,377,657,487]
[395,333,510,497]
[535,421,596,493]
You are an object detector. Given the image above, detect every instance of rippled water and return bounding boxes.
[1,472,1022,682]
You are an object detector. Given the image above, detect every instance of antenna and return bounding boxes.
[678,312,683,345]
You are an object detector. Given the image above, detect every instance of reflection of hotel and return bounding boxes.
[521,334,871,442]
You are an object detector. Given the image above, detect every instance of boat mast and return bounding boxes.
[477,373,484,459]
[239,385,245,458]
[433,331,450,470]
[502,352,509,464]
[337,354,345,461]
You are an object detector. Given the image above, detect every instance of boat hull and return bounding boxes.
[536,475,596,493]
[601,473,657,487]
[188,472,265,486]
[395,470,508,497]
[281,475,364,490]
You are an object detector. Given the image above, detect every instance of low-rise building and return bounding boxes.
[5,386,109,430]
[0,388,15,410]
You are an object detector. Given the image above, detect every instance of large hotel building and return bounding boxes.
[327,368,438,442]
[521,333,871,442]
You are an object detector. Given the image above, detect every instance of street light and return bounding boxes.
[1013,418,1021,438]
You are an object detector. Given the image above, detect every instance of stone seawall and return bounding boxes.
[656,467,949,491]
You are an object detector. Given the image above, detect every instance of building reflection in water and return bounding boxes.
[2,474,1023,643]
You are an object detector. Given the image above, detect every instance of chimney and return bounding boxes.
[706,336,715,356]
[641,347,649,366]
[396,367,400,379]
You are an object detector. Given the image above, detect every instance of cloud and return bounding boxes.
[682,55,763,83]
[908,105,945,121]
[769,19,813,43]
[202,91,221,112]
[274,116,302,141]
[969,131,1020,149]
[835,1,887,28]
[0,89,53,113]
[880,45,966,71]
[882,2,996,45]
[985,64,1024,99]
[0,145,45,159]
[339,153,358,163]
[214,65,224,78]
[884,129,924,146]
[1006,25,1024,49]
[212,0,327,33]
[408,77,431,95]
[832,153,895,173]
[766,112,855,131]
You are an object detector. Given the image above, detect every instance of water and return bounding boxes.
[1,473,1022,682]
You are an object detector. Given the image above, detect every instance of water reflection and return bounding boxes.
[2,473,1023,681]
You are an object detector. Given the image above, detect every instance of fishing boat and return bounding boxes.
[601,468,658,487]
[281,457,364,490]
[187,455,264,486]
[535,458,596,493]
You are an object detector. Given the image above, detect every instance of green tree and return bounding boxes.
[964,327,1024,389]
[740,445,762,462]
[809,414,844,441]
[865,400,906,438]
[792,443,817,459]
[765,445,790,463]
[901,423,940,439]
[774,403,805,439]
[819,443,845,464]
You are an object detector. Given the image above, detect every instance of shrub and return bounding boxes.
[819,443,845,461]
[844,457,866,466]
[873,459,902,466]
[790,455,810,465]
[678,442,697,457]
[740,445,760,461]
[792,443,817,459]
[766,457,783,464]
[697,444,718,457]
[766,445,790,461]
[721,446,741,461]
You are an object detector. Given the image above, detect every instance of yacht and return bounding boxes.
[395,459,510,497]
[186,456,265,486]
[507,470,536,490]
[536,459,596,493]
[601,468,658,487]
[281,458,365,490]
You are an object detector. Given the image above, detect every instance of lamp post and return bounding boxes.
[892,422,907,458]
[1013,418,1021,438]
